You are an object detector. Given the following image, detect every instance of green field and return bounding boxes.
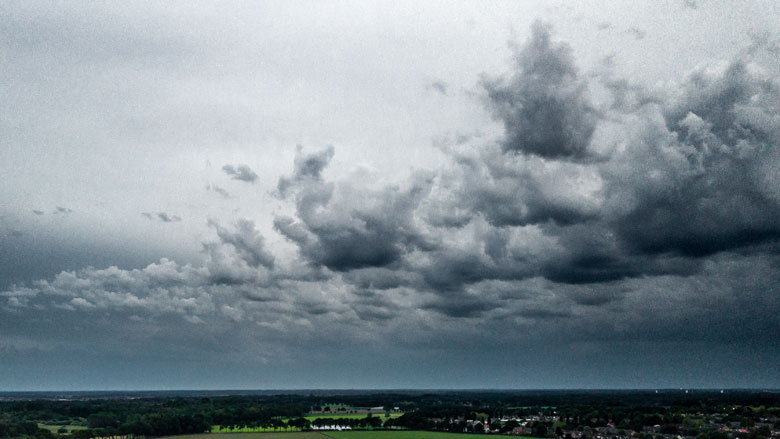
[176,434,327,439]
[171,433,536,439]
[323,432,533,439]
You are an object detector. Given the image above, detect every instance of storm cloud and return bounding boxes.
[222,164,259,183]
[1,3,779,389]
[483,22,598,160]
[274,146,435,271]
[210,219,275,269]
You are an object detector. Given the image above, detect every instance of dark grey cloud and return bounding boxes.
[209,219,274,269]
[452,149,602,227]
[264,25,780,301]
[275,146,434,271]
[157,212,181,222]
[420,292,497,318]
[440,24,780,288]
[607,59,780,258]
[31,210,44,215]
[54,206,72,214]
[276,145,335,196]
[3,17,780,389]
[342,267,416,291]
[538,224,703,285]
[482,21,598,160]
[600,75,662,112]
[142,212,182,222]
[222,164,258,183]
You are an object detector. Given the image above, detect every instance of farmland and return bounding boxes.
[168,432,519,439]
[171,433,326,439]
[323,431,532,439]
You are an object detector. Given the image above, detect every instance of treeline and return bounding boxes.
[75,411,211,438]
[0,398,309,439]
[0,422,59,439]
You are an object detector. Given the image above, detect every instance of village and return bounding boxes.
[303,406,780,439]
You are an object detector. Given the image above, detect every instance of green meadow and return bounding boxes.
[175,434,326,439]
[172,432,532,439]
[323,432,536,439]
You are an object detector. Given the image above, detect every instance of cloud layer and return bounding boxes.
[2,19,780,389]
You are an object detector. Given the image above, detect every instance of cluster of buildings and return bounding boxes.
[457,412,780,439]
[309,425,353,431]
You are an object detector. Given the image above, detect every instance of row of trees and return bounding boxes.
[0,422,39,438]
[53,412,211,439]
[0,422,61,439]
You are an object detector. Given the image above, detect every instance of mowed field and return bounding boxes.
[168,431,538,439]
[174,434,327,439]
[323,432,537,439]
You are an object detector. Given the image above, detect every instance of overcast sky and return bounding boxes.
[2,0,780,390]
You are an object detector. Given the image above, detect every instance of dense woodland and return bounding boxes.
[1,391,779,439]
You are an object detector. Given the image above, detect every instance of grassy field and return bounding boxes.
[175,434,327,439]
[323,432,534,439]
[174,432,540,439]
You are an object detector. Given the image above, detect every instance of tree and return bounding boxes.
[88,413,119,429]
[72,429,94,439]
[534,422,549,437]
